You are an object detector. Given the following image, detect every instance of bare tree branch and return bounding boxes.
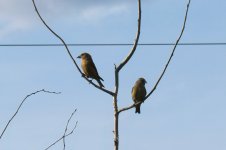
[44,122,78,150]
[0,89,61,140]
[62,109,77,150]
[113,1,142,150]
[118,102,141,114]
[116,0,141,73]
[44,109,78,150]
[32,0,114,96]
[118,0,191,114]
[145,0,191,100]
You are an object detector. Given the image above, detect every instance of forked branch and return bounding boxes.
[62,109,77,150]
[113,1,142,150]
[0,89,61,140]
[118,0,191,114]
[32,0,114,96]
[44,109,78,150]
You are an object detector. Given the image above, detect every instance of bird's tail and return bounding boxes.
[99,76,104,81]
[97,79,105,88]
[135,103,141,114]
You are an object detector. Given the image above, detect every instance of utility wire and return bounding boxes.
[0,43,226,47]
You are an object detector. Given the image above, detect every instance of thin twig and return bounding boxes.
[44,122,78,150]
[0,89,61,140]
[118,0,191,114]
[32,0,114,96]
[63,109,77,150]
[44,109,78,150]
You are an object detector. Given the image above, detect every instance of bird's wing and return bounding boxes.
[141,86,147,100]
[88,59,103,80]
[90,60,99,75]
[144,87,147,96]
[131,86,138,101]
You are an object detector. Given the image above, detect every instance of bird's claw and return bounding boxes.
[88,79,93,84]
[81,73,86,77]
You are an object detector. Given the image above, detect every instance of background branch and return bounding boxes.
[32,0,114,96]
[0,89,61,140]
[118,0,191,114]
[44,109,78,150]
[62,109,77,150]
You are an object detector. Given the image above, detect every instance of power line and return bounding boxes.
[0,43,226,47]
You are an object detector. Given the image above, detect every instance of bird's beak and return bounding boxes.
[77,55,81,58]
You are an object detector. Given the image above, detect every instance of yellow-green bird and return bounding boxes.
[77,52,104,88]
[132,78,147,114]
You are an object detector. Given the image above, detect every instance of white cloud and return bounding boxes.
[0,21,30,39]
[0,0,139,38]
[79,3,130,22]
[0,0,36,38]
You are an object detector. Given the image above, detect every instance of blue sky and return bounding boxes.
[0,0,226,150]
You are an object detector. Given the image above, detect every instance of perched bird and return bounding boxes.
[77,52,104,88]
[131,78,147,114]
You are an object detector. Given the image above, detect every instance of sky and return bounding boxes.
[0,0,226,150]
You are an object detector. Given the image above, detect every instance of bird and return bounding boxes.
[131,78,147,114]
[77,52,104,88]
